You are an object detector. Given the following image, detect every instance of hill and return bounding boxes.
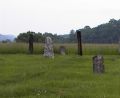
[0,34,15,42]
[81,19,120,43]
[15,19,120,43]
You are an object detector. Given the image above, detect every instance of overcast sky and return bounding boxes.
[0,0,120,36]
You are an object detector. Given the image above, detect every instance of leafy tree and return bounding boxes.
[69,29,76,43]
[15,19,120,43]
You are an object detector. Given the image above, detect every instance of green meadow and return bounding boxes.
[0,43,120,98]
[0,54,120,98]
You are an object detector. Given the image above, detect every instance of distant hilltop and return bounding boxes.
[0,34,15,41]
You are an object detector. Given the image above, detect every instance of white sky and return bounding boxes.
[0,0,120,36]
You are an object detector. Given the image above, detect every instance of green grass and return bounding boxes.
[0,43,119,55]
[0,54,120,98]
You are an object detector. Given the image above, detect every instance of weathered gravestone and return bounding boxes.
[29,33,34,54]
[93,55,104,73]
[59,46,66,55]
[43,37,54,58]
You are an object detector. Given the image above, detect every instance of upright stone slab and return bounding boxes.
[59,46,66,55]
[93,55,104,73]
[118,40,120,54]
[43,37,54,58]
[76,30,82,56]
[29,33,34,54]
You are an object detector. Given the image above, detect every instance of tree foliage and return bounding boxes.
[15,19,120,43]
[81,18,120,43]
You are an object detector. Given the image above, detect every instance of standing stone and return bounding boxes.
[76,30,82,56]
[29,33,34,54]
[118,40,120,54]
[59,46,66,55]
[43,37,54,58]
[93,55,104,73]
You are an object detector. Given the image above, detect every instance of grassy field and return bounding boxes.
[0,54,120,98]
[0,43,119,55]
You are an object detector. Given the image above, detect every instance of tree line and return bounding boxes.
[15,19,120,43]
[15,31,66,43]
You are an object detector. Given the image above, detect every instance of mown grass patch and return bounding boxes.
[0,54,119,98]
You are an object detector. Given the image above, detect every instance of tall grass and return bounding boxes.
[0,43,119,55]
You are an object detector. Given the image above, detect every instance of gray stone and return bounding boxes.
[118,40,120,54]
[93,55,104,73]
[29,33,34,54]
[59,46,66,55]
[43,37,54,58]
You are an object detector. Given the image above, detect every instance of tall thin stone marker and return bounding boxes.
[118,39,120,54]
[76,30,82,56]
[29,33,34,54]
